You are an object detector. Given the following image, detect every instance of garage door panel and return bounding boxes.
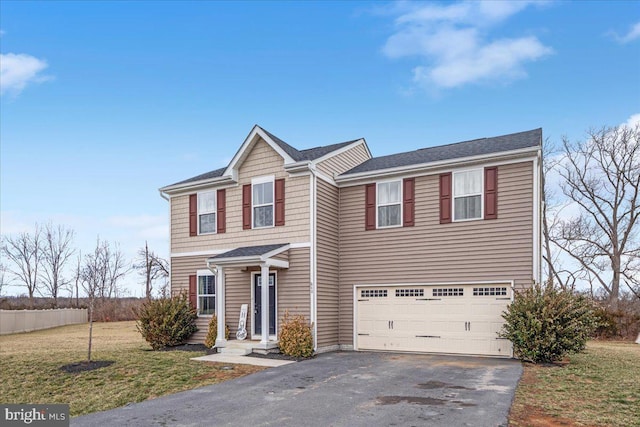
[356,284,513,357]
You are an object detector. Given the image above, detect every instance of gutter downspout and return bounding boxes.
[309,166,318,352]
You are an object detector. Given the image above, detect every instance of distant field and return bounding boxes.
[0,321,264,416]
[510,341,640,427]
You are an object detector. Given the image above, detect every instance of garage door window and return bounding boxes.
[395,289,424,297]
[473,287,507,296]
[361,289,387,298]
[432,288,464,297]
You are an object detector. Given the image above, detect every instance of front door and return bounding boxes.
[253,273,276,336]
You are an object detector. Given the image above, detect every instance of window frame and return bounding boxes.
[197,190,217,235]
[196,269,216,317]
[251,175,275,229]
[452,168,484,222]
[376,179,403,229]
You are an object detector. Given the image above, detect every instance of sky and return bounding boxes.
[1,1,639,297]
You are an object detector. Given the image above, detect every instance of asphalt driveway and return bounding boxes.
[72,351,522,427]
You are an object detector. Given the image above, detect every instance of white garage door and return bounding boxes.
[356,284,513,357]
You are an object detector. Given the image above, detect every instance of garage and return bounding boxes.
[355,284,513,357]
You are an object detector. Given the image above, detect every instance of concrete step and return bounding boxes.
[219,347,252,356]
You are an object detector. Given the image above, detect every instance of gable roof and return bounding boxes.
[210,243,289,260]
[162,125,366,190]
[341,128,542,176]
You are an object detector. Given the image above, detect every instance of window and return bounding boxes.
[395,288,424,297]
[361,289,388,298]
[253,178,274,228]
[453,169,482,220]
[473,287,508,296]
[198,191,216,234]
[377,181,401,228]
[197,273,216,315]
[432,288,464,297]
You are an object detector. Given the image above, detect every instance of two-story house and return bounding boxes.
[159,125,542,357]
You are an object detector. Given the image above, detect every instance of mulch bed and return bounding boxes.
[157,344,212,353]
[247,352,314,362]
[60,360,115,373]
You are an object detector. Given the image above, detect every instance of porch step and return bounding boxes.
[218,341,254,356]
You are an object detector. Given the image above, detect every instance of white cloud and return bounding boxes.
[610,21,640,44]
[382,1,553,90]
[624,113,640,128]
[0,53,51,96]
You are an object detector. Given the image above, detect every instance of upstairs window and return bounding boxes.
[253,177,274,228]
[377,181,402,228]
[198,190,217,234]
[197,272,216,316]
[453,170,482,221]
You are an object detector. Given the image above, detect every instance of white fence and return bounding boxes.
[0,309,88,335]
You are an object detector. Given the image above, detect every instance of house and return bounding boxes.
[159,125,542,357]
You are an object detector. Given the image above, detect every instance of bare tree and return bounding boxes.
[0,261,8,296]
[73,251,82,308]
[81,238,128,362]
[1,226,43,308]
[134,241,169,299]
[41,223,75,307]
[550,125,640,308]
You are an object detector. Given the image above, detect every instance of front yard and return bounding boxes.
[510,340,640,427]
[0,321,264,416]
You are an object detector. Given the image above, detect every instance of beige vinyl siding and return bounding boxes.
[316,179,339,349]
[170,138,310,254]
[338,161,534,346]
[171,248,310,343]
[316,143,371,178]
[170,255,210,343]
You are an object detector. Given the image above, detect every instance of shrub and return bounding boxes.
[592,306,620,339]
[136,293,198,350]
[499,284,599,363]
[278,311,314,358]
[204,315,230,348]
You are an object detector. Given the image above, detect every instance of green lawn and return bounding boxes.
[510,341,640,427]
[0,322,264,416]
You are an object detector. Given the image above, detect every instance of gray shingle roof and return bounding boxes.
[342,128,542,176]
[165,126,363,188]
[210,243,289,260]
[169,167,226,186]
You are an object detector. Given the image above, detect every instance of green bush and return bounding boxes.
[136,294,198,350]
[278,311,314,358]
[204,315,230,348]
[499,284,599,363]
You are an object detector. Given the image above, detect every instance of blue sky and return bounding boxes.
[1,1,639,296]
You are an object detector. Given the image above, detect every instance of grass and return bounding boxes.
[510,340,640,427]
[0,321,265,417]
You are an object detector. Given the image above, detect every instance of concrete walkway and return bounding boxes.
[191,353,295,367]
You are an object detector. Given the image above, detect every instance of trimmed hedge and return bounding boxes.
[278,311,313,358]
[136,294,198,350]
[204,314,230,348]
[499,284,599,363]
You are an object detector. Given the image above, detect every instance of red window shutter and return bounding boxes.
[189,194,197,236]
[217,189,226,233]
[439,173,452,224]
[275,178,285,226]
[484,167,498,220]
[365,183,376,230]
[242,184,252,230]
[403,178,415,227]
[188,275,197,310]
